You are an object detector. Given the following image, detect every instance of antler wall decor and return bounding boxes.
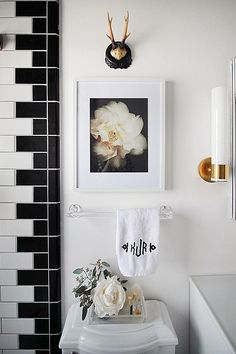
[105,12,132,69]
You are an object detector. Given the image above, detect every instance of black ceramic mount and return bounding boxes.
[105,42,132,69]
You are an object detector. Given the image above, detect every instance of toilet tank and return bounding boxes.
[59,300,178,354]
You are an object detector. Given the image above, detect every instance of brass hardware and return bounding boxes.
[198,157,213,183]
[198,157,229,182]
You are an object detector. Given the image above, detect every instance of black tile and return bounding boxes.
[19,335,49,350]
[33,119,47,135]
[48,2,59,34]
[50,303,61,333]
[48,103,59,135]
[34,153,47,169]
[34,187,47,202]
[49,204,60,235]
[49,170,60,202]
[34,253,48,269]
[16,2,46,16]
[48,69,59,101]
[50,334,61,354]
[34,220,47,235]
[18,303,48,318]
[48,35,59,67]
[18,270,48,285]
[33,86,47,101]
[16,102,46,117]
[17,203,47,219]
[17,136,47,152]
[49,136,60,168]
[33,52,47,67]
[17,237,47,252]
[50,269,61,301]
[49,237,60,269]
[33,18,46,33]
[34,286,48,301]
[17,170,47,185]
[35,319,49,334]
[16,35,46,50]
[16,68,46,84]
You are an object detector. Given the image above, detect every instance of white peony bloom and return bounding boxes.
[91,101,147,168]
[93,276,126,318]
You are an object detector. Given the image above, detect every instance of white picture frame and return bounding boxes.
[75,79,165,192]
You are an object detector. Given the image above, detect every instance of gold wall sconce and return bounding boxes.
[0,34,3,50]
[198,86,229,183]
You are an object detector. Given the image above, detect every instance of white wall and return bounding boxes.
[61,1,236,353]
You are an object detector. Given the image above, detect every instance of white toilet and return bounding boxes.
[59,300,178,354]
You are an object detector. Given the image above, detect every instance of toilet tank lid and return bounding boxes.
[59,300,178,353]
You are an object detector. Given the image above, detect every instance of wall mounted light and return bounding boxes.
[198,86,229,182]
[0,34,3,50]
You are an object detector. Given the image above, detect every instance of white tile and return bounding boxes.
[0,137,15,152]
[0,3,15,17]
[0,220,33,236]
[0,18,32,34]
[2,319,34,334]
[0,152,33,169]
[2,35,15,51]
[0,335,18,349]
[0,52,32,68]
[1,286,34,301]
[0,237,16,252]
[0,69,14,84]
[0,170,15,185]
[0,119,32,135]
[0,270,17,285]
[0,253,33,269]
[0,86,32,102]
[0,303,17,317]
[0,102,15,118]
[0,186,33,202]
[0,203,16,219]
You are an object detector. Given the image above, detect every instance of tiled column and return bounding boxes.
[0,1,61,353]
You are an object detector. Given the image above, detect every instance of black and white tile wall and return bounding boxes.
[0,1,61,353]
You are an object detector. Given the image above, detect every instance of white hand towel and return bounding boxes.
[116,208,160,277]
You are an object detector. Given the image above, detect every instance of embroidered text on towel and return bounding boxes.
[122,238,157,257]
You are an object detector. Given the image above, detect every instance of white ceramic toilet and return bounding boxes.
[59,300,178,354]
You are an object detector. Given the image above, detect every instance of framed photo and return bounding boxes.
[75,79,165,191]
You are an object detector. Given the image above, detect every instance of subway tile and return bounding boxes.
[33,18,46,33]
[33,86,46,101]
[0,170,15,185]
[0,136,15,152]
[34,187,47,202]
[0,51,32,68]
[49,170,60,202]
[15,68,46,84]
[49,136,60,168]
[1,34,15,51]
[16,102,46,118]
[1,286,34,302]
[0,119,32,135]
[0,270,17,285]
[48,102,59,135]
[35,319,49,334]
[0,152,33,169]
[48,35,59,67]
[50,302,61,333]
[49,270,61,302]
[0,69,14,84]
[16,170,47,185]
[0,253,33,269]
[0,303,17,318]
[0,237,16,253]
[16,35,46,50]
[19,334,49,350]
[17,237,47,252]
[49,237,60,269]
[34,286,48,302]
[18,302,48,318]
[0,335,18,349]
[16,136,47,152]
[0,220,33,236]
[34,254,48,269]
[0,186,33,202]
[18,270,48,285]
[0,203,16,219]
[33,119,47,135]
[33,153,47,169]
[50,334,61,353]
[0,18,32,34]
[49,204,60,235]
[2,319,34,334]
[34,220,47,236]
[17,203,47,219]
[0,2,15,17]
[16,1,46,17]
[48,68,59,101]
[33,51,46,67]
[0,85,32,102]
[0,102,14,118]
[48,2,59,34]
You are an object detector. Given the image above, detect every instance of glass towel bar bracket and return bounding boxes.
[66,204,173,220]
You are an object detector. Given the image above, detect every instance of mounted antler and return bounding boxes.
[106,13,116,49]
[121,12,131,44]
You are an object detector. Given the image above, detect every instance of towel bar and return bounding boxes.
[66,204,173,220]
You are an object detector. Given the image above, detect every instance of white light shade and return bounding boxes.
[211,86,228,165]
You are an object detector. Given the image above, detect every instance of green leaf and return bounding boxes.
[102,261,110,267]
[92,266,96,277]
[121,280,128,284]
[73,267,83,275]
[82,306,88,320]
[123,287,127,291]
[77,285,87,296]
